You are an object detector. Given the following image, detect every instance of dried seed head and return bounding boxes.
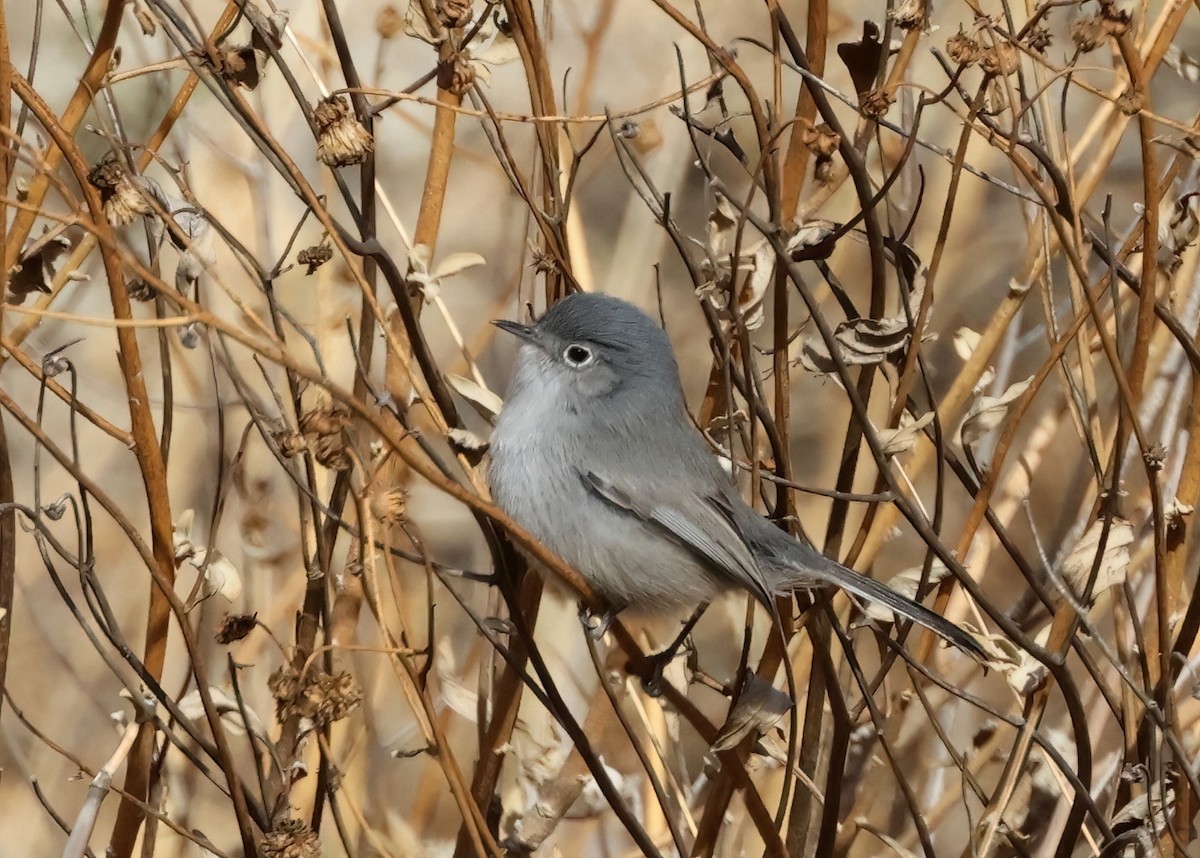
[1100,1,1132,36]
[981,42,1020,75]
[438,0,474,28]
[314,95,374,167]
[369,486,408,525]
[1071,15,1107,52]
[375,4,403,38]
[299,403,349,437]
[947,29,983,66]
[298,404,350,470]
[215,612,258,644]
[307,670,364,725]
[312,433,351,471]
[799,122,841,157]
[859,88,895,119]
[889,0,929,31]
[1025,25,1052,53]
[272,426,308,458]
[261,818,321,858]
[88,159,153,225]
[297,240,333,275]
[271,666,363,726]
[1117,87,1145,115]
[437,55,476,96]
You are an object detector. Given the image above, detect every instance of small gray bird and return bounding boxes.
[489,292,982,659]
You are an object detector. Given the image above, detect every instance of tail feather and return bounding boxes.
[791,554,986,660]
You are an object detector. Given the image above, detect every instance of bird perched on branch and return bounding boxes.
[489,291,983,662]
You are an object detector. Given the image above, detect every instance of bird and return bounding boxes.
[487,291,983,662]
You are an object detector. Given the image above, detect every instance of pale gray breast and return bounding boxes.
[488,365,723,608]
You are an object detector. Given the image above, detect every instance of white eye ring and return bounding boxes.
[563,343,595,367]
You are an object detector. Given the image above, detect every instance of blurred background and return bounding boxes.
[2,0,1199,855]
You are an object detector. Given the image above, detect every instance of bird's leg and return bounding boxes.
[640,602,708,697]
[578,603,614,639]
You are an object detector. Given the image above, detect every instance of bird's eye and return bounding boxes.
[563,344,594,367]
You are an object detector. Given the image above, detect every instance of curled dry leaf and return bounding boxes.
[862,561,950,623]
[191,547,244,603]
[952,327,995,390]
[407,244,486,301]
[1165,44,1200,81]
[1112,785,1175,837]
[800,315,912,374]
[711,672,793,752]
[974,626,1049,695]
[7,233,70,304]
[446,373,504,421]
[875,410,935,457]
[1165,498,1194,530]
[1060,517,1133,600]
[178,686,268,741]
[404,0,445,44]
[959,376,1033,445]
[1155,179,1199,275]
[737,242,773,331]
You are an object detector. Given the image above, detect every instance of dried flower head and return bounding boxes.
[947,29,983,66]
[88,159,154,225]
[369,486,408,525]
[261,818,321,858]
[215,612,258,644]
[438,0,474,28]
[297,240,333,275]
[375,4,403,38]
[1071,15,1108,52]
[1025,24,1052,53]
[799,122,841,157]
[889,0,929,31]
[271,665,363,726]
[859,88,895,119]
[1117,87,1145,115]
[981,42,1020,75]
[437,55,477,96]
[314,95,374,167]
[298,404,351,470]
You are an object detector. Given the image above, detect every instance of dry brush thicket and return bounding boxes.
[0,0,1198,856]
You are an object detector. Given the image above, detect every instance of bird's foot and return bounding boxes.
[639,648,677,697]
[578,604,613,640]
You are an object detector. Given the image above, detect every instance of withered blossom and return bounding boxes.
[261,818,321,858]
[215,612,258,644]
[297,240,333,274]
[314,95,374,167]
[87,159,154,225]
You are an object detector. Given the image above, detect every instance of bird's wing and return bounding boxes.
[582,470,776,607]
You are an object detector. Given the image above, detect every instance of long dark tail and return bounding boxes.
[791,554,986,660]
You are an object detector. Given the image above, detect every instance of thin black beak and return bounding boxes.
[492,319,538,344]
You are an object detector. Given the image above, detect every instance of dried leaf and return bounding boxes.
[952,327,995,390]
[178,687,268,740]
[193,548,244,603]
[7,233,70,304]
[959,376,1033,445]
[707,194,739,260]
[432,251,486,279]
[446,373,504,420]
[712,673,792,751]
[974,625,1049,695]
[404,0,445,44]
[800,316,911,374]
[837,21,885,97]
[1060,518,1133,599]
[862,561,949,623]
[1165,44,1200,81]
[447,427,490,465]
[737,242,773,331]
[1112,785,1175,836]
[785,219,837,259]
[875,411,935,457]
